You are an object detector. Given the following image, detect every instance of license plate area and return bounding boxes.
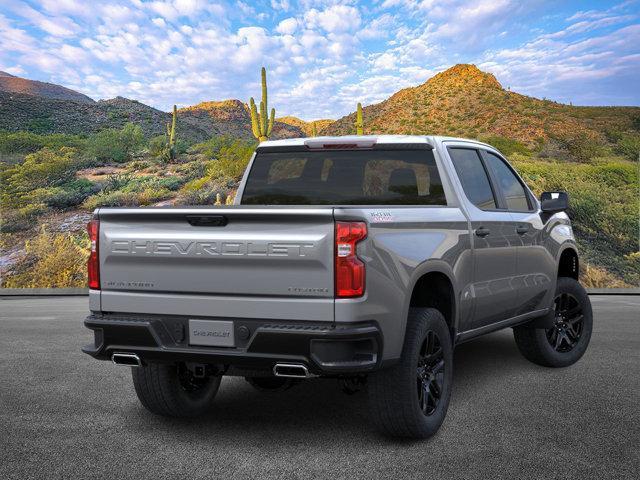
[188,319,235,347]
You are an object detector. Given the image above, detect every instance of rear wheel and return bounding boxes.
[132,362,221,417]
[367,308,453,439]
[514,277,593,367]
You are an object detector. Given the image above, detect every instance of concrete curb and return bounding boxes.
[1,287,638,296]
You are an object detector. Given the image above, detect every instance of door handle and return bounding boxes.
[516,225,529,235]
[475,227,491,237]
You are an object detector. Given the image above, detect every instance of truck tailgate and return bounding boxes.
[96,207,335,321]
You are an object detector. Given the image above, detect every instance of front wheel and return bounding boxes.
[367,308,453,439]
[132,362,221,417]
[514,277,593,368]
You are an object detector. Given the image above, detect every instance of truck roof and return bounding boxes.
[259,135,494,150]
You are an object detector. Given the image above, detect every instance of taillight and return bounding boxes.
[87,219,100,290]
[335,221,367,298]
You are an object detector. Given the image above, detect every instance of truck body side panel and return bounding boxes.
[334,206,472,361]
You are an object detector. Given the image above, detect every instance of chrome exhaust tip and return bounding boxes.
[273,363,310,378]
[112,352,141,367]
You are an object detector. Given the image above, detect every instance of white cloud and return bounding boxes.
[271,0,291,11]
[276,17,298,35]
[1,65,26,76]
[304,5,361,33]
[372,52,397,70]
[358,14,395,39]
[9,2,80,37]
[0,0,637,118]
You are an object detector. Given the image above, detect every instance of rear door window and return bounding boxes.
[448,148,497,210]
[241,149,446,205]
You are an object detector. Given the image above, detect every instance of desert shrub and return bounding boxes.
[193,136,256,163]
[26,117,54,134]
[551,132,603,162]
[175,171,237,206]
[30,179,98,209]
[0,147,81,208]
[125,160,152,171]
[148,135,189,161]
[102,173,134,192]
[83,191,139,209]
[2,227,88,288]
[174,160,207,181]
[156,176,185,191]
[0,131,87,154]
[83,187,172,209]
[175,186,225,206]
[148,135,167,157]
[614,133,640,160]
[0,203,47,232]
[580,263,629,288]
[215,141,254,178]
[88,123,144,162]
[480,135,530,156]
[514,158,638,285]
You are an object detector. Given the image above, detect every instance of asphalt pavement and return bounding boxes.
[0,295,638,479]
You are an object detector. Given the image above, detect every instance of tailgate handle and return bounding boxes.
[186,215,228,227]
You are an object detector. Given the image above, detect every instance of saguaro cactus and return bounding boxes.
[249,67,275,141]
[311,122,317,137]
[355,102,363,135]
[165,104,177,161]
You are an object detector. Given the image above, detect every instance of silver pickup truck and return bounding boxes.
[83,135,593,438]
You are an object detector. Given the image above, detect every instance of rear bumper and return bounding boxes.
[82,313,382,376]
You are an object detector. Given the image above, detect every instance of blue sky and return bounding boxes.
[0,0,638,120]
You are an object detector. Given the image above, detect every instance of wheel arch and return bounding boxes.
[558,245,579,280]
[403,261,459,344]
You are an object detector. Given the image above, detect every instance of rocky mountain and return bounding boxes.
[0,71,94,104]
[276,116,334,136]
[179,100,303,140]
[0,72,305,142]
[322,64,640,146]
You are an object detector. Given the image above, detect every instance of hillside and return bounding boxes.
[0,92,304,143]
[0,71,94,104]
[276,116,334,136]
[179,100,303,140]
[322,64,640,146]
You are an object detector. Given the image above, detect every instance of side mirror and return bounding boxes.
[540,191,569,213]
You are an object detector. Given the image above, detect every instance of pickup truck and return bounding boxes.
[83,135,593,439]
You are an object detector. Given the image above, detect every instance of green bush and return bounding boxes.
[1,227,88,288]
[27,117,54,134]
[614,133,640,160]
[0,131,87,154]
[30,179,98,209]
[215,141,255,178]
[148,135,166,157]
[554,132,603,162]
[0,203,47,232]
[480,136,531,156]
[514,158,639,285]
[83,187,172,209]
[0,147,81,208]
[88,123,144,163]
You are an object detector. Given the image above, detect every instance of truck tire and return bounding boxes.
[131,362,221,417]
[514,277,593,368]
[367,308,453,439]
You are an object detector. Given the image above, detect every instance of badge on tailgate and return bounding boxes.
[188,320,235,347]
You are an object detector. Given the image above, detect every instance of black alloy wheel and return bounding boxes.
[416,330,445,416]
[546,292,584,353]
